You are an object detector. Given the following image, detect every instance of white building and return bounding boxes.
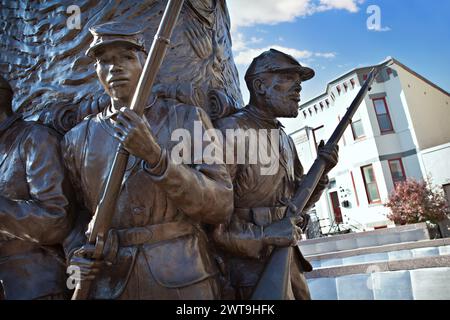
[285,57,450,233]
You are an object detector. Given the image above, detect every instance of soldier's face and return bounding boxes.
[95,45,144,105]
[261,72,302,118]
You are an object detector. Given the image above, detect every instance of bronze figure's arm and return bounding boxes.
[0,125,73,245]
[141,106,233,225]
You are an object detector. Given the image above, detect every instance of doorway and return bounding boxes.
[329,191,343,224]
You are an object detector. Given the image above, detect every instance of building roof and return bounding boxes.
[300,57,450,109]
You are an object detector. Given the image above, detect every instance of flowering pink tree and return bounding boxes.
[386,179,449,225]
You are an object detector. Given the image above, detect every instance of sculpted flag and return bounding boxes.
[0,0,243,132]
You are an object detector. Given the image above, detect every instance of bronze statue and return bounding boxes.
[0,75,74,300]
[63,22,234,300]
[212,49,339,300]
[0,0,242,133]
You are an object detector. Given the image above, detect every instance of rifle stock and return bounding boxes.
[72,0,185,300]
[251,68,378,300]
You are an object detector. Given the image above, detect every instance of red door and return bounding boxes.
[329,191,343,224]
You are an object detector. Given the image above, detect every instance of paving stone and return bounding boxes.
[336,274,374,300]
[400,229,429,243]
[372,271,413,300]
[310,260,322,269]
[313,241,338,255]
[342,254,366,265]
[388,250,413,261]
[335,238,358,251]
[377,233,401,246]
[438,245,450,256]
[307,277,337,300]
[410,267,450,300]
[411,247,440,258]
[299,244,316,256]
[355,235,380,248]
[320,258,343,268]
[342,255,367,266]
[363,253,389,263]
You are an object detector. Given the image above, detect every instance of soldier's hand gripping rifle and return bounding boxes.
[71,0,185,300]
[251,68,379,300]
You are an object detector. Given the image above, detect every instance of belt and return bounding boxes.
[117,221,195,247]
[234,207,287,227]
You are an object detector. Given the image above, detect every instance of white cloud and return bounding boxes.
[315,0,365,13]
[234,45,335,66]
[232,32,264,51]
[315,52,336,58]
[228,0,365,29]
[228,0,311,29]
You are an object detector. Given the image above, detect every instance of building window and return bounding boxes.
[351,111,365,140]
[373,98,394,133]
[361,165,381,204]
[337,85,342,95]
[344,82,348,92]
[319,102,324,110]
[303,110,307,118]
[389,159,406,185]
[350,78,356,88]
[326,99,330,107]
[351,119,365,140]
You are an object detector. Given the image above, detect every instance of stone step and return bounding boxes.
[307,239,450,269]
[300,223,429,256]
[306,256,450,300]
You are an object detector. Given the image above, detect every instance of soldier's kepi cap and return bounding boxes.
[0,75,13,93]
[245,48,315,82]
[86,21,146,58]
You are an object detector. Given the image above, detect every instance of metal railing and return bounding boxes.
[305,211,369,239]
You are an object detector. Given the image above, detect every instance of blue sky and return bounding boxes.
[228,0,450,103]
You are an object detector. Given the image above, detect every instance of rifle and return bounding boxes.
[251,68,379,300]
[71,0,185,300]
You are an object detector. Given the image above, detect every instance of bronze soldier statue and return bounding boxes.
[212,49,339,300]
[0,75,74,300]
[63,22,234,300]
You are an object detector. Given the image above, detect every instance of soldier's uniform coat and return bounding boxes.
[0,115,73,300]
[213,105,329,300]
[63,99,233,299]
